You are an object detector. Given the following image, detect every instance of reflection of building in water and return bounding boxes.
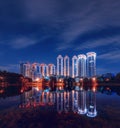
[72,90,79,113]
[48,92,55,105]
[56,91,70,113]
[78,88,87,114]
[63,91,70,113]
[20,90,32,107]
[20,88,97,117]
[87,87,97,117]
[56,92,64,113]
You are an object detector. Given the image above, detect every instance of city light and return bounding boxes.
[92,77,96,82]
[35,78,39,82]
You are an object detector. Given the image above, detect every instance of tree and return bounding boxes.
[115,72,120,81]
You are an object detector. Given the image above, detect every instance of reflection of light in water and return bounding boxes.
[72,90,79,113]
[35,87,39,91]
[78,89,87,114]
[63,91,69,113]
[20,87,97,117]
[57,92,64,113]
[92,86,96,92]
[75,86,80,91]
[87,87,97,117]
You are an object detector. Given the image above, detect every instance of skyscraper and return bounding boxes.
[31,63,41,80]
[78,54,86,77]
[48,64,56,76]
[20,62,31,78]
[72,55,78,78]
[64,55,70,77]
[57,55,63,76]
[40,64,48,77]
[86,52,96,77]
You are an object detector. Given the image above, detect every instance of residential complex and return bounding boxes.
[20,52,96,80]
[20,62,56,81]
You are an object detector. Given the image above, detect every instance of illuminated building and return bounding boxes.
[20,62,31,77]
[40,64,48,77]
[64,55,70,77]
[72,55,78,78]
[57,55,63,76]
[31,63,41,81]
[48,64,56,76]
[86,52,96,77]
[78,54,86,77]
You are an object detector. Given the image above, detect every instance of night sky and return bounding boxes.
[0,0,120,75]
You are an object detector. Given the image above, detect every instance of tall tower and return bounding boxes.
[31,63,41,80]
[64,55,70,77]
[86,52,96,77]
[48,64,56,76]
[77,54,86,77]
[57,55,63,76]
[40,64,48,77]
[20,62,31,78]
[72,55,78,78]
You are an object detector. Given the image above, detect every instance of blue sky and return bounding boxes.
[0,0,120,75]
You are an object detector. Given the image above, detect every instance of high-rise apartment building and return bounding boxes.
[40,64,48,77]
[86,52,96,77]
[31,63,41,80]
[20,62,31,78]
[57,55,63,76]
[78,54,86,77]
[48,64,56,76]
[64,55,70,77]
[72,55,78,78]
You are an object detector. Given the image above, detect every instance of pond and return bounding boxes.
[0,85,120,118]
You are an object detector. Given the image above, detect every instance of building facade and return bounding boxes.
[20,62,31,78]
[77,54,86,77]
[57,55,63,76]
[64,55,70,77]
[48,64,56,76]
[72,55,78,78]
[86,52,96,77]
